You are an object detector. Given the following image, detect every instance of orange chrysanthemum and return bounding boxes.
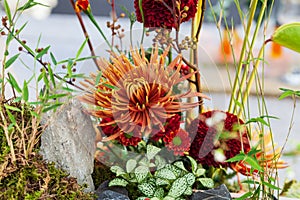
[75,0,90,12]
[80,46,207,142]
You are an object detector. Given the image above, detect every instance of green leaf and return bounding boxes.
[22,80,29,102]
[3,0,12,24]
[279,88,300,99]
[50,52,57,65]
[195,168,206,177]
[163,196,175,200]
[272,23,300,53]
[17,0,48,11]
[244,156,262,172]
[42,103,63,113]
[183,186,193,196]
[155,168,176,180]
[5,53,20,69]
[138,182,156,197]
[110,165,126,177]
[47,93,68,100]
[95,71,102,85]
[234,192,253,200]
[183,173,195,186]
[262,181,281,190]
[36,46,50,59]
[154,155,166,170]
[5,109,16,124]
[47,64,56,88]
[186,156,198,173]
[4,104,21,112]
[135,165,149,183]
[168,177,187,198]
[197,178,214,188]
[156,178,170,186]
[146,145,161,160]
[126,159,137,173]
[153,187,164,198]
[226,152,246,162]
[109,178,128,187]
[7,73,21,93]
[76,39,88,59]
[173,161,187,172]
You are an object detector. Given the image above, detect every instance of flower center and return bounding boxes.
[172,136,182,146]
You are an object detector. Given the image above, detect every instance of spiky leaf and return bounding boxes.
[168,177,188,198]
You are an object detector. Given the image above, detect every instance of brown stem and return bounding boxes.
[182,56,202,112]
[110,0,116,48]
[69,0,100,70]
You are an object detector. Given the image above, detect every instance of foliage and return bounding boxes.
[109,144,213,199]
[281,180,300,198]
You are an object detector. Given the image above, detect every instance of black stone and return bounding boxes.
[190,184,232,200]
[95,180,130,200]
[97,190,130,200]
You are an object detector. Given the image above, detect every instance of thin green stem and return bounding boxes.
[235,0,268,116]
[138,0,146,46]
[237,45,264,118]
[86,12,115,52]
[228,0,259,113]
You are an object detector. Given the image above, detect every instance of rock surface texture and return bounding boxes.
[190,184,232,200]
[95,180,130,200]
[40,98,96,192]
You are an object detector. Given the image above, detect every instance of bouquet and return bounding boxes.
[1,0,300,199]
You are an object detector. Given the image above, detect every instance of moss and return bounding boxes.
[92,160,115,189]
[0,102,95,199]
[0,153,95,200]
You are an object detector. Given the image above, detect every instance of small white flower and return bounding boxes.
[213,148,226,163]
[206,111,226,127]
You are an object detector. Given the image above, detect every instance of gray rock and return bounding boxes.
[40,98,96,192]
[95,180,129,196]
[190,184,232,200]
[97,190,130,200]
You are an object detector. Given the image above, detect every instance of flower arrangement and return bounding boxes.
[1,0,300,199]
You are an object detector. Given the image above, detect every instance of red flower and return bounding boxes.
[75,0,90,12]
[150,114,181,143]
[101,118,142,147]
[134,0,198,29]
[188,110,250,168]
[166,129,191,156]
